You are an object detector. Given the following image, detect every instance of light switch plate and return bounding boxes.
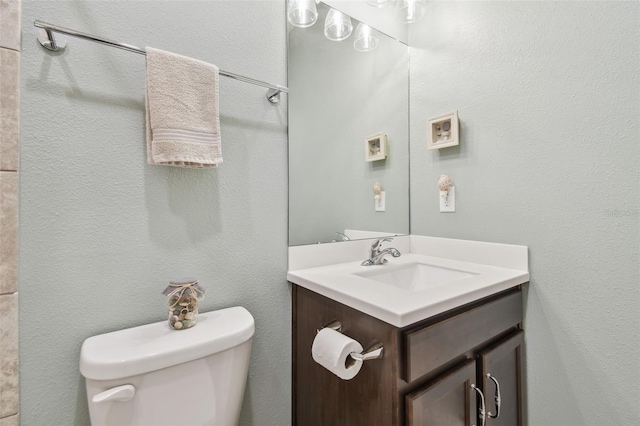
[440,187,455,212]
[375,191,386,212]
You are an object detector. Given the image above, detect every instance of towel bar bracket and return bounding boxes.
[37,28,66,52]
[267,88,281,104]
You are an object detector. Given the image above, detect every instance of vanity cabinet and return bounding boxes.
[405,359,476,425]
[477,330,524,426]
[406,331,524,426]
[292,285,525,426]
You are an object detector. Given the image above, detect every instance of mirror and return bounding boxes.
[288,1,410,246]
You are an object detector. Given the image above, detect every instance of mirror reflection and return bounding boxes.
[288,1,410,246]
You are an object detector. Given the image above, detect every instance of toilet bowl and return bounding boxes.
[80,306,254,426]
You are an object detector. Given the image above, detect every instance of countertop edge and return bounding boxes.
[288,269,529,328]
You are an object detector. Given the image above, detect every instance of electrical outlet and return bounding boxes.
[375,191,386,212]
[440,187,455,212]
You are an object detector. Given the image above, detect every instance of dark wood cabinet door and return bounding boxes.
[478,330,524,426]
[405,359,478,426]
[293,286,400,426]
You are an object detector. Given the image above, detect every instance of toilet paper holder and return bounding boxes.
[317,320,384,361]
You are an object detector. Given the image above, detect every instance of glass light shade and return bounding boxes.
[287,0,318,28]
[353,23,379,52]
[324,9,353,41]
[367,0,394,7]
[395,0,426,23]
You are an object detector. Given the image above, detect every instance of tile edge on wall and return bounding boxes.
[0,0,20,421]
[0,0,21,52]
[0,413,18,426]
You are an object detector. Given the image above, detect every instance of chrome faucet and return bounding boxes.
[333,232,351,242]
[361,237,401,266]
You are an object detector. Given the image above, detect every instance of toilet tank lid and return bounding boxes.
[80,306,255,381]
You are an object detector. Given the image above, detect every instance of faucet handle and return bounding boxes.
[370,237,393,252]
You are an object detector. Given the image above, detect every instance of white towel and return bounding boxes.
[145,47,222,168]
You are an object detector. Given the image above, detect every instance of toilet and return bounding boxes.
[79,306,255,426]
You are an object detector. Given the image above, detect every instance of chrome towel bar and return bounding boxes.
[34,20,288,104]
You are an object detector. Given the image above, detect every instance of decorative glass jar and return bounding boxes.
[162,278,206,330]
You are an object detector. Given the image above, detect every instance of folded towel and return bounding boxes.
[145,47,222,168]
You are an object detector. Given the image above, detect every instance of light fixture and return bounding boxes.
[366,0,394,7]
[395,0,426,23]
[353,23,379,52]
[324,8,353,41]
[287,0,318,28]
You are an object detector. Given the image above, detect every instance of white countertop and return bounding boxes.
[288,235,529,327]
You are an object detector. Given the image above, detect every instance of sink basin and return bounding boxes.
[354,262,477,292]
[287,238,529,327]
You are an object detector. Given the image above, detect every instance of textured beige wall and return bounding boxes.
[0,0,20,423]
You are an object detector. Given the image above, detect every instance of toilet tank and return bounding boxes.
[80,307,255,426]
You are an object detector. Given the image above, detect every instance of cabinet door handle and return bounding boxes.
[486,373,501,419]
[470,384,486,426]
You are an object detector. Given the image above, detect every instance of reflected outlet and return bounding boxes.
[375,191,386,212]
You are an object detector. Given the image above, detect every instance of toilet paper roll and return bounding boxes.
[312,328,363,380]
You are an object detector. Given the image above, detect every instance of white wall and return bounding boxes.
[409,1,639,424]
[20,1,289,425]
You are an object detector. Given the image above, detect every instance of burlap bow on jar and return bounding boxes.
[162,278,206,330]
